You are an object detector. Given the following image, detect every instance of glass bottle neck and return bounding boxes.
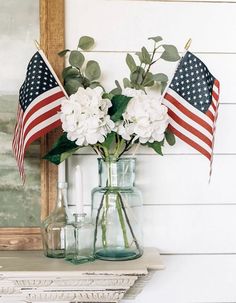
[55,183,68,210]
[98,158,136,188]
[57,188,64,208]
[73,213,86,224]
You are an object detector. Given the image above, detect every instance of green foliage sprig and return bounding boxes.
[111,35,180,95]
[58,36,103,95]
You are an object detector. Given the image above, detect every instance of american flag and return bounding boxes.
[163,51,220,175]
[12,50,67,182]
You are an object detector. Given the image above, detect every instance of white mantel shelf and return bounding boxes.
[0,248,164,303]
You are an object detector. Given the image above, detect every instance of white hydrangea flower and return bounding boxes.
[60,87,115,146]
[122,88,146,98]
[118,89,169,144]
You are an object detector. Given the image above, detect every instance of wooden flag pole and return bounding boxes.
[34,40,41,50]
[184,38,192,51]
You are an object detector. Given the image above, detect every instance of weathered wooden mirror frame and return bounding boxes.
[0,0,65,250]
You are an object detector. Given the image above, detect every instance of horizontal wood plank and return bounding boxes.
[0,228,42,250]
[143,205,236,253]
[123,254,236,303]
[66,0,236,53]
[67,154,236,205]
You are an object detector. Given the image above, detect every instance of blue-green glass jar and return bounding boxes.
[91,158,143,261]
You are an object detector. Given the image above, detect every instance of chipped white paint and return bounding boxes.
[0,249,163,303]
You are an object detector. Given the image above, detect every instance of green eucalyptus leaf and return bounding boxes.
[85,60,101,81]
[148,36,163,43]
[161,45,180,62]
[126,53,137,72]
[153,73,168,82]
[147,141,163,156]
[135,49,151,64]
[58,49,70,57]
[165,129,176,146]
[123,77,132,88]
[135,51,144,63]
[62,67,79,81]
[90,82,102,89]
[103,131,116,149]
[108,95,132,122]
[64,78,83,95]
[78,36,95,50]
[115,80,122,90]
[130,67,145,85]
[60,149,79,162]
[110,80,122,95]
[69,50,85,68]
[103,92,113,100]
[132,83,141,90]
[43,133,80,165]
[141,47,151,64]
[110,87,122,95]
[82,77,91,88]
[143,72,154,87]
[161,81,168,94]
[62,66,72,79]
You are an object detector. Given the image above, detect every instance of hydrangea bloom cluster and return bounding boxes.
[60,87,114,146]
[117,88,169,144]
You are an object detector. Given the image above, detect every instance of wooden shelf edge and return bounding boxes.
[0,248,163,302]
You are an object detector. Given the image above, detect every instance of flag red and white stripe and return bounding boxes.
[163,79,220,177]
[12,50,67,182]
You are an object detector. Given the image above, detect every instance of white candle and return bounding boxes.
[58,161,66,183]
[75,164,84,214]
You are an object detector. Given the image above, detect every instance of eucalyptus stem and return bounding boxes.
[117,192,141,253]
[93,191,107,252]
[96,144,109,159]
[99,162,113,248]
[141,44,162,85]
[101,193,109,247]
[116,193,129,248]
[114,138,126,159]
[135,62,143,85]
[141,45,157,85]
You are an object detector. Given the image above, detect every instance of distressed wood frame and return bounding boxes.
[0,0,65,250]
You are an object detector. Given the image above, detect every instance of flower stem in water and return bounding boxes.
[116,193,129,248]
[101,193,109,247]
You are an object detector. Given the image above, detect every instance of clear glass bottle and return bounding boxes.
[92,158,143,261]
[41,182,68,258]
[65,213,95,264]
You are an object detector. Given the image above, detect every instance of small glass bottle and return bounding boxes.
[41,182,68,258]
[65,213,95,264]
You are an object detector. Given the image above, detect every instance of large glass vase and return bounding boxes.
[91,158,143,261]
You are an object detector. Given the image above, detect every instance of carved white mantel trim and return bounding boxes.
[0,248,164,303]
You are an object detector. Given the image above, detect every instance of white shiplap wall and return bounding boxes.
[65,1,236,302]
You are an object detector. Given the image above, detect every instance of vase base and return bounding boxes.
[95,247,143,261]
[44,249,65,259]
[68,256,95,264]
